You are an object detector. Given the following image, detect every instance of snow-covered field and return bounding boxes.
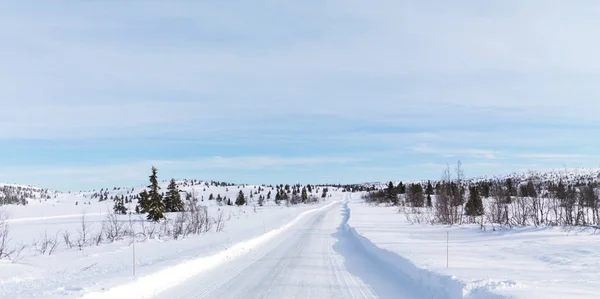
[347,199,600,298]
[3,178,600,299]
[0,182,339,299]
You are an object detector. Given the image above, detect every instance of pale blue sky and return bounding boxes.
[1,1,600,191]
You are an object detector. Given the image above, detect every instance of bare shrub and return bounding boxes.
[9,242,26,263]
[103,212,125,242]
[400,206,433,224]
[203,211,213,233]
[509,196,530,226]
[93,231,103,246]
[76,214,90,250]
[435,165,457,224]
[173,212,187,240]
[62,230,74,249]
[139,217,157,240]
[159,219,171,239]
[35,231,60,255]
[215,209,225,232]
[184,201,209,235]
[0,210,10,259]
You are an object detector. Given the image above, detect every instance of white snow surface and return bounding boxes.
[149,196,430,299]
[347,199,600,298]
[3,179,600,298]
[79,200,342,299]
[0,182,339,299]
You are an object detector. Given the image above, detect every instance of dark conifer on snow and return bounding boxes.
[145,167,165,222]
[465,186,484,217]
[235,190,246,206]
[164,178,184,212]
[301,187,308,203]
[113,196,128,215]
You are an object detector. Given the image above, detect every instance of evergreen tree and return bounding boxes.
[209,193,214,200]
[275,191,281,205]
[267,191,271,200]
[307,185,313,193]
[146,167,165,222]
[136,190,150,214]
[426,193,432,207]
[258,195,265,206]
[396,182,406,194]
[301,187,308,203]
[480,181,491,198]
[164,178,184,212]
[525,181,537,198]
[557,180,567,201]
[387,181,398,205]
[321,187,328,198]
[506,178,516,197]
[407,183,424,207]
[465,186,484,217]
[113,196,128,215]
[235,190,246,206]
[426,181,434,196]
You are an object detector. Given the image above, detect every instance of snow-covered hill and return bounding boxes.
[0,183,59,206]
[363,168,600,190]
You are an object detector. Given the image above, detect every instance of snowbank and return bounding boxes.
[78,200,340,299]
[339,202,467,299]
[347,201,600,298]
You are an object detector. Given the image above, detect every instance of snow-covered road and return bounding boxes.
[153,201,416,299]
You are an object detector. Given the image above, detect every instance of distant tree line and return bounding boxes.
[363,161,600,227]
[0,186,52,206]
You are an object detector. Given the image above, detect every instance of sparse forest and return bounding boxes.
[363,163,600,228]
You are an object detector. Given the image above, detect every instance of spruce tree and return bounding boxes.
[267,191,271,200]
[146,166,165,222]
[557,180,567,201]
[387,181,398,205]
[136,190,150,214]
[426,193,432,207]
[506,178,516,197]
[275,192,281,205]
[113,196,128,215]
[301,187,308,203]
[465,186,484,217]
[164,178,184,212]
[209,193,214,200]
[426,181,434,196]
[235,190,246,206]
[396,182,404,194]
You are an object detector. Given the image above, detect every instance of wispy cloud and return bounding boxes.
[411,144,501,160]
[514,153,594,160]
[1,1,599,190]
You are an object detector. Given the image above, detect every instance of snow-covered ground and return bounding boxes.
[0,182,340,299]
[4,178,600,299]
[347,199,600,298]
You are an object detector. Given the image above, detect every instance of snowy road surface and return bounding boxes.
[154,201,417,299]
